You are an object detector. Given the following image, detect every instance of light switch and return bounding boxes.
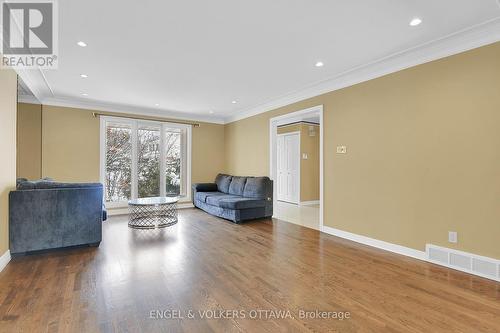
[302,153,308,160]
[336,146,347,154]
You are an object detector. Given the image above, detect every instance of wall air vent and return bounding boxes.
[428,247,448,264]
[426,244,500,282]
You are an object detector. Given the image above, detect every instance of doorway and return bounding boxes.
[269,105,323,231]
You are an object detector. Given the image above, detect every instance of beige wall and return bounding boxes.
[0,69,17,255]
[39,104,224,185]
[191,122,225,184]
[42,106,100,182]
[277,123,320,202]
[299,124,319,202]
[17,103,42,180]
[225,42,500,259]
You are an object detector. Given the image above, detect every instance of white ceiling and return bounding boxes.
[20,0,500,123]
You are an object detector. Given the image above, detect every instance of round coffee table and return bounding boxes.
[128,196,179,229]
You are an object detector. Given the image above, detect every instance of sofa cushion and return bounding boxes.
[195,191,228,203]
[243,177,272,199]
[228,177,247,196]
[218,197,266,210]
[16,178,54,190]
[206,193,241,206]
[215,174,232,193]
[195,191,211,203]
[16,178,28,187]
[17,179,102,190]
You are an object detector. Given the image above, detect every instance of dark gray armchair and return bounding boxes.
[9,179,107,254]
[193,174,273,223]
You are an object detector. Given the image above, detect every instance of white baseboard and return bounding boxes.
[108,202,195,216]
[179,202,195,209]
[0,250,11,273]
[300,200,320,206]
[321,225,426,261]
[321,226,500,282]
[108,207,129,216]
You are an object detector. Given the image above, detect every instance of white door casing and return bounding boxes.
[269,105,324,231]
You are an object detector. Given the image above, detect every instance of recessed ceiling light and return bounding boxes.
[81,93,88,96]
[315,61,324,67]
[232,100,237,104]
[80,74,88,78]
[155,103,160,107]
[209,110,214,114]
[77,41,87,47]
[409,18,422,26]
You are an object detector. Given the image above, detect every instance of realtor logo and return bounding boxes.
[1,0,58,68]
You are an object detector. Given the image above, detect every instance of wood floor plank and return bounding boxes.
[0,208,499,333]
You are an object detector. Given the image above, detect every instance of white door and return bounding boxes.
[277,132,300,204]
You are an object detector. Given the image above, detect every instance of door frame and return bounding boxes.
[269,105,324,231]
[276,131,301,205]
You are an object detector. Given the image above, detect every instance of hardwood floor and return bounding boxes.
[0,209,499,333]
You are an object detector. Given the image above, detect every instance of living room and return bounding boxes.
[1,1,500,332]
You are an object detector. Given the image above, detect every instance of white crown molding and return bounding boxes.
[10,15,224,126]
[18,95,41,104]
[225,17,500,123]
[0,250,11,273]
[16,16,500,125]
[9,14,55,103]
[40,97,226,124]
[15,67,54,101]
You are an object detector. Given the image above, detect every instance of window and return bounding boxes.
[100,117,191,207]
[104,122,132,202]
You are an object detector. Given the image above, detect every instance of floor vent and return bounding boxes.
[426,244,500,282]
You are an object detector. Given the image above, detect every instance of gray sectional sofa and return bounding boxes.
[9,179,107,255]
[192,174,273,223]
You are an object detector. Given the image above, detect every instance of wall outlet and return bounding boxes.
[336,146,347,154]
[448,231,458,244]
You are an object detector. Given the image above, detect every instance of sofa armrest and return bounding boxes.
[192,183,218,192]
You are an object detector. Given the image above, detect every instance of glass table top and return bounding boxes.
[128,196,179,206]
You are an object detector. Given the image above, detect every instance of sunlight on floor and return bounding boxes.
[274,201,320,230]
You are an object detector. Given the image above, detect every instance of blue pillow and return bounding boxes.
[215,174,232,193]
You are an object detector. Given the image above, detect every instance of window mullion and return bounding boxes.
[185,126,192,200]
[160,125,166,197]
[131,121,139,199]
[180,129,186,197]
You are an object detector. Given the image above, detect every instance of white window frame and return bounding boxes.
[100,116,192,208]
